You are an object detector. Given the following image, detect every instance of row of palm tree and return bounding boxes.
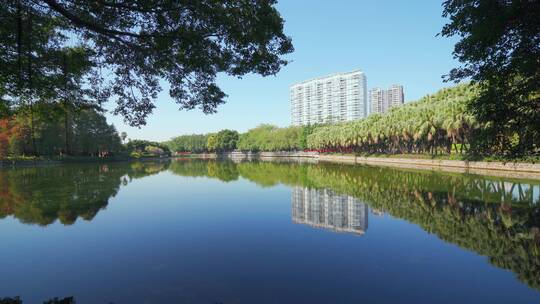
[307,84,480,155]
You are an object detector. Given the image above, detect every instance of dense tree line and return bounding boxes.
[0,104,122,158]
[307,84,479,155]
[166,85,482,156]
[166,134,209,154]
[126,139,170,157]
[165,83,536,159]
[165,125,317,153]
[237,124,307,152]
[165,129,240,153]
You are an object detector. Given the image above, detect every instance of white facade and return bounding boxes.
[290,70,368,126]
[370,84,404,114]
[387,85,404,109]
[369,88,387,114]
[291,186,368,234]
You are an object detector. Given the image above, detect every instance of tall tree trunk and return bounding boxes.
[26,9,37,155]
[16,0,22,87]
[62,54,71,156]
[64,107,70,155]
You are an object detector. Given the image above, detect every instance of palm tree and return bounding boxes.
[306,84,480,155]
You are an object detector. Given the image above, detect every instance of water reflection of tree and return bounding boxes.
[0,296,75,303]
[169,159,239,182]
[4,159,539,290]
[0,161,170,226]
[303,164,540,290]
[170,159,540,290]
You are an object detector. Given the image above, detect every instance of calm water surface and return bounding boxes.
[1,159,540,303]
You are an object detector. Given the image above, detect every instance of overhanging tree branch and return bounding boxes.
[41,0,140,41]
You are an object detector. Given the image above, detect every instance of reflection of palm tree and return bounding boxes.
[0,296,74,304]
[167,159,540,290]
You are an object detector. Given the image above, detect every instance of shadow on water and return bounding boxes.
[1,158,540,292]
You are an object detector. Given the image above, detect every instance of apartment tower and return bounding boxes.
[370,85,404,114]
[290,70,368,126]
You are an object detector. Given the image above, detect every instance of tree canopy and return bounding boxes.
[166,134,209,153]
[213,129,239,152]
[237,124,307,152]
[307,84,479,155]
[126,139,170,155]
[441,0,540,156]
[0,104,122,157]
[0,0,293,126]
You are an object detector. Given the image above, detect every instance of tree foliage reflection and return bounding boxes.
[0,161,169,225]
[169,159,540,290]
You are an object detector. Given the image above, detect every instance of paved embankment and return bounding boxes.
[183,152,540,180]
[318,154,540,180]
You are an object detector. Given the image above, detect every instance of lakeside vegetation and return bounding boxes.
[164,84,537,162]
[125,139,171,159]
[0,105,173,161]
[165,125,315,154]
[0,1,538,302]
[307,84,477,155]
[1,1,537,162]
[2,83,536,164]
[163,0,540,160]
[0,0,292,162]
[0,104,122,158]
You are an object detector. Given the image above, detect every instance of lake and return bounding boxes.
[1,159,539,303]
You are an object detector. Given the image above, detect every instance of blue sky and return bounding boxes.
[106,0,459,142]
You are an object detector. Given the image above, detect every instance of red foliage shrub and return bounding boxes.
[0,118,22,158]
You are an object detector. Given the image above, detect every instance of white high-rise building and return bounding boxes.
[370,84,404,114]
[387,85,404,109]
[290,70,368,126]
[369,88,387,114]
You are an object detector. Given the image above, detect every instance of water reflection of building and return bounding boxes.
[291,187,368,235]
